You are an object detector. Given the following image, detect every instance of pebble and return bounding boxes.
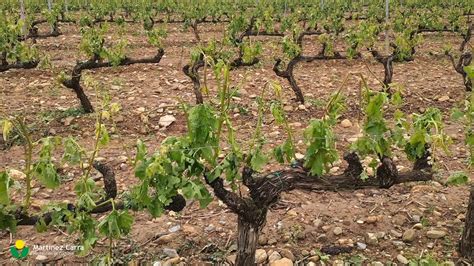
[341,119,352,128]
[392,214,407,226]
[156,233,177,244]
[391,229,403,238]
[295,153,305,160]
[255,249,267,264]
[313,218,323,228]
[333,227,343,236]
[322,225,331,232]
[438,95,450,102]
[393,240,406,249]
[169,225,181,233]
[268,238,277,245]
[366,216,378,224]
[357,242,367,250]
[36,255,48,261]
[396,254,409,265]
[279,249,295,261]
[163,257,180,266]
[402,229,416,242]
[426,230,447,239]
[163,248,178,258]
[412,215,421,223]
[268,251,282,263]
[159,115,176,128]
[412,223,423,230]
[366,233,378,245]
[270,258,293,266]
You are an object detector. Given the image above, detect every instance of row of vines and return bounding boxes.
[1,0,474,265]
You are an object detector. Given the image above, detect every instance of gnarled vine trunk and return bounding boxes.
[207,152,434,266]
[460,184,474,261]
[235,217,262,266]
[62,49,164,113]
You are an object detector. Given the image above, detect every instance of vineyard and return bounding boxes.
[0,0,474,265]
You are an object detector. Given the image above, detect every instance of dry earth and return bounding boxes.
[0,20,472,265]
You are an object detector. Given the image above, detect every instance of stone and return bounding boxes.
[412,215,421,223]
[402,229,416,242]
[64,116,74,126]
[182,225,198,236]
[438,95,450,102]
[279,249,295,261]
[375,231,386,239]
[412,223,423,230]
[163,257,180,266]
[357,242,367,250]
[287,209,297,217]
[372,262,384,266]
[283,105,293,112]
[308,255,320,263]
[255,249,267,264]
[168,225,180,233]
[268,238,277,245]
[365,233,378,245]
[333,227,343,236]
[392,214,407,226]
[322,225,331,232]
[163,248,178,258]
[268,251,282,263]
[156,233,177,244]
[159,115,176,128]
[337,238,354,246]
[308,263,317,266]
[393,240,406,249]
[295,153,305,160]
[332,260,344,266]
[426,230,447,239]
[259,235,268,245]
[396,254,409,265]
[316,234,328,242]
[390,229,403,238]
[366,216,378,224]
[269,131,280,137]
[341,119,352,128]
[297,104,306,110]
[313,218,323,228]
[117,155,128,163]
[36,255,48,261]
[8,169,26,180]
[270,258,293,266]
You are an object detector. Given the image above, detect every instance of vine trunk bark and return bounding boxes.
[460,184,474,261]
[235,217,260,266]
